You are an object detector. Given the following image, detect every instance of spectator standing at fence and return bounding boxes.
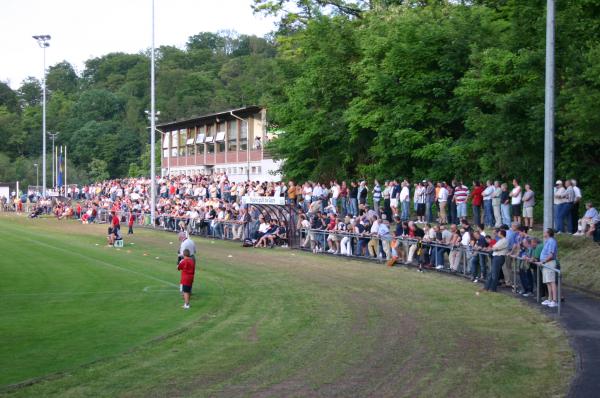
[330,181,340,213]
[383,181,392,221]
[491,181,502,228]
[438,183,448,224]
[448,225,462,271]
[500,183,511,226]
[454,181,469,222]
[484,229,508,292]
[349,182,358,217]
[358,181,369,210]
[425,180,435,223]
[367,215,380,258]
[414,182,426,223]
[553,180,565,231]
[571,179,582,234]
[502,222,519,288]
[378,219,392,260]
[372,180,382,215]
[406,221,425,265]
[540,229,559,308]
[400,181,410,221]
[510,179,522,225]
[471,181,484,226]
[522,184,535,229]
[482,180,495,228]
[469,230,488,283]
[564,179,576,234]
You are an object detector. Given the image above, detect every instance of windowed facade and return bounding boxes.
[206,124,215,154]
[159,107,280,182]
[239,119,248,151]
[227,120,237,151]
[178,129,186,156]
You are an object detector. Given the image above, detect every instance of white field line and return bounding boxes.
[0,288,174,298]
[0,228,178,289]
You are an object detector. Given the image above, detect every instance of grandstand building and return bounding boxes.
[157,106,281,182]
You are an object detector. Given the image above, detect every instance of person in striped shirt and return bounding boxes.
[453,181,470,222]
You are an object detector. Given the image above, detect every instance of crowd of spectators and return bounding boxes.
[6,171,594,310]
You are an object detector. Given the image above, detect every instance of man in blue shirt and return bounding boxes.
[378,220,392,260]
[502,222,519,287]
[540,229,559,308]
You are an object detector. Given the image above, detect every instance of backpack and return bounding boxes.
[242,239,253,247]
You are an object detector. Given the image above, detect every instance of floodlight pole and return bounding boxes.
[48,131,59,190]
[150,0,157,227]
[33,35,51,197]
[543,0,555,231]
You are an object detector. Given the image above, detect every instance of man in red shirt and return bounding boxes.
[107,211,121,246]
[471,181,484,226]
[177,249,196,309]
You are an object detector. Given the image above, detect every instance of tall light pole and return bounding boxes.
[33,34,51,197]
[543,0,555,231]
[229,111,250,181]
[149,0,157,226]
[48,131,59,189]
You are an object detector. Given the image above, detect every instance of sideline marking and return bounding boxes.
[0,228,178,288]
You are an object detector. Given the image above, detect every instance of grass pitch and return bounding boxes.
[0,214,573,397]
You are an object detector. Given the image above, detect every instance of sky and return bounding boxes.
[0,0,277,89]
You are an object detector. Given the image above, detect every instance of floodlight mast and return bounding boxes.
[149,0,157,227]
[32,34,51,197]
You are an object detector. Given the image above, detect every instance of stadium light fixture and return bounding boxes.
[32,34,51,197]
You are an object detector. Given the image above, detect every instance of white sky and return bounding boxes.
[0,0,277,89]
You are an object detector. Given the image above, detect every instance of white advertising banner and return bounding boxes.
[242,195,285,206]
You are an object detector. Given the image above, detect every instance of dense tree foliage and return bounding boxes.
[1,0,600,203]
[0,32,281,187]
[265,0,600,202]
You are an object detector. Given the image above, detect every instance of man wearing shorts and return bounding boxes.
[177,249,196,309]
[540,229,558,308]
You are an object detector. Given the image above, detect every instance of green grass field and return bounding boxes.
[0,214,574,397]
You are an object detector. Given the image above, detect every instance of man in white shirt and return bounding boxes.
[400,182,410,221]
[482,180,495,228]
[178,231,196,262]
[510,179,522,225]
[367,215,380,258]
[437,183,449,224]
[330,182,340,212]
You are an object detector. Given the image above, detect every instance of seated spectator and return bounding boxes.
[575,202,599,237]
[255,220,278,248]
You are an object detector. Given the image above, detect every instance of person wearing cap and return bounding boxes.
[553,180,567,232]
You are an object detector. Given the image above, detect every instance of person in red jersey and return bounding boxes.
[127,212,135,235]
[177,249,195,309]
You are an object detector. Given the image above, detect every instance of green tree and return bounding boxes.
[88,158,109,182]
